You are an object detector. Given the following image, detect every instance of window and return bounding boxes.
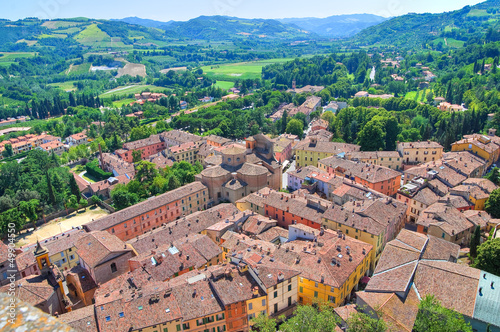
[328,295,335,303]
[61,252,65,257]
[314,291,318,298]
[288,284,292,292]
[70,255,75,260]
[441,232,445,239]
[119,312,124,318]
[274,291,278,298]
[288,297,292,306]
[249,303,253,310]
[164,328,168,332]
[274,303,278,313]
[176,325,181,332]
[182,323,190,330]
[111,263,117,273]
[261,299,266,306]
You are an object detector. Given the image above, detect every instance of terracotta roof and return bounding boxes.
[85,182,207,231]
[128,204,244,254]
[265,192,332,225]
[412,187,440,206]
[320,156,401,184]
[294,139,360,154]
[416,203,474,236]
[68,266,97,293]
[15,249,36,271]
[0,275,56,308]
[58,304,97,331]
[41,230,87,256]
[123,135,162,150]
[0,242,8,263]
[273,230,372,288]
[209,265,265,305]
[76,231,131,268]
[398,141,443,149]
[256,227,289,242]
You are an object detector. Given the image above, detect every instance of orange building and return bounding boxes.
[318,156,401,196]
[263,191,332,230]
[84,182,208,241]
[116,134,165,163]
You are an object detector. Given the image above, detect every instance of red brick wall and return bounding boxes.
[264,205,321,230]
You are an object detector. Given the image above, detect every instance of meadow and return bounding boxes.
[99,85,168,99]
[201,58,293,80]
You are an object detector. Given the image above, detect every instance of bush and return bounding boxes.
[85,159,112,181]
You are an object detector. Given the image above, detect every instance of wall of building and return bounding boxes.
[92,252,134,285]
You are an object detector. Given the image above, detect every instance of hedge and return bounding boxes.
[85,159,112,181]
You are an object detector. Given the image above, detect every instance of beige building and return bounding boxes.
[397,141,444,165]
[346,151,403,170]
[197,135,281,204]
[166,141,201,164]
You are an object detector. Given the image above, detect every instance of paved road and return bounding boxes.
[370,66,376,81]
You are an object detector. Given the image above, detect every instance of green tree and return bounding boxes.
[285,119,304,138]
[111,187,139,211]
[485,168,500,185]
[90,195,101,206]
[2,144,13,158]
[45,171,56,205]
[358,120,385,151]
[135,161,159,183]
[69,174,80,198]
[66,195,79,210]
[132,150,142,163]
[384,117,399,151]
[19,199,39,222]
[77,198,87,211]
[346,311,387,332]
[472,238,500,276]
[281,110,288,134]
[469,226,481,259]
[251,314,276,332]
[279,303,339,332]
[485,188,500,218]
[413,295,472,332]
[167,175,181,191]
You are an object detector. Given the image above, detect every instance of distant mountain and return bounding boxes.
[162,16,316,41]
[279,14,388,38]
[111,17,174,29]
[352,0,500,48]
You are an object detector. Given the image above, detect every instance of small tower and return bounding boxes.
[34,240,50,275]
[292,80,296,90]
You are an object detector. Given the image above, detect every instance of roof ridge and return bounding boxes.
[372,259,418,277]
[418,261,479,280]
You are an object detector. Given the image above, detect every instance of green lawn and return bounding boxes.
[81,172,97,183]
[201,58,293,80]
[0,52,36,63]
[214,81,235,90]
[73,23,125,48]
[112,98,136,108]
[67,63,91,75]
[99,85,167,98]
[48,81,78,91]
[467,9,489,17]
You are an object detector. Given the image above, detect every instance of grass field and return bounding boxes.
[100,85,167,98]
[48,81,78,91]
[201,58,293,80]
[74,23,111,46]
[67,63,91,75]
[112,98,135,108]
[0,52,36,63]
[215,81,235,90]
[467,9,489,17]
[42,20,84,29]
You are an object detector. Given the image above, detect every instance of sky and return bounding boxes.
[2,0,485,22]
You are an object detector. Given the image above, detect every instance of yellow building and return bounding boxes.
[294,137,360,168]
[247,294,268,327]
[449,178,497,211]
[166,141,201,164]
[346,151,403,170]
[451,130,500,168]
[397,141,444,165]
[272,227,372,307]
[44,230,87,272]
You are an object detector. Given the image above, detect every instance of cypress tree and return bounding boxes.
[46,171,56,205]
[69,174,80,198]
[470,226,481,259]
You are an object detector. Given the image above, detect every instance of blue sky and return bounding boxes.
[2,0,484,21]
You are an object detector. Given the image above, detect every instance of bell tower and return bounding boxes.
[34,240,50,274]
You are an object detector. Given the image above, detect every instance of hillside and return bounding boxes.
[352,0,500,48]
[111,17,174,29]
[162,16,316,41]
[279,14,388,38]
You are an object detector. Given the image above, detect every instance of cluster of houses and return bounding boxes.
[3,118,500,331]
[0,131,89,159]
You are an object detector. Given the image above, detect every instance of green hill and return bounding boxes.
[352,0,500,48]
[163,16,316,41]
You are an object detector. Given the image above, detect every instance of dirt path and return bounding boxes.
[16,207,109,247]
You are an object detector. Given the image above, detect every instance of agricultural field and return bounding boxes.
[66,62,91,75]
[99,85,167,98]
[112,98,135,108]
[201,58,293,80]
[116,63,147,78]
[74,23,116,47]
[215,81,235,90]
[160,66,188,74]
[467,9,489,17]
[48,81,78,91]
[42,20,86,29]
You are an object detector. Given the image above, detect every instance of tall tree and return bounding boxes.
[281,110,288,134]
[473,238,500,276]
[485,188,500,218]
[358,120,385,151]
[469,226,481,260]
[69,174,80,198]
[285,119,304,138]
[45,171,56,205]
[413,295,472,332]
